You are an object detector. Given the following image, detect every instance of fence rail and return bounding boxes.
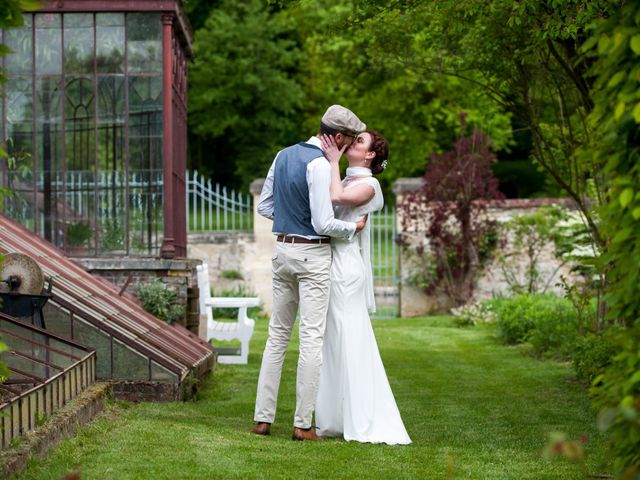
[5,170,163,223]
[185,174,398,317]
[0,314,96,449]
[186,170,253,233]
[370,205,399,318]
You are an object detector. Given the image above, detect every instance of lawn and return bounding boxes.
[15,316,609,479]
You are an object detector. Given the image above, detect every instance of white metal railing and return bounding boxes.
[62,170,163,221]
[370,205,399,318]
[186,170,253,233]
[5,169,163,224]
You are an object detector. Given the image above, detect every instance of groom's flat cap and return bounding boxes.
[321,105,366,134]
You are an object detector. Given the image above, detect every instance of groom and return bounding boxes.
[252,105,367,441]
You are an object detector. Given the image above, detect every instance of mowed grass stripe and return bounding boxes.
[14,316,609,480]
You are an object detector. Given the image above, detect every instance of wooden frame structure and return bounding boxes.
[0,313,96,449]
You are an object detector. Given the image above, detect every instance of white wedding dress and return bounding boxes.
[316,167,412,445]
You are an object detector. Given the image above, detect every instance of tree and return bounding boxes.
[187,0,304,189]
[282,0,514,197]
[399,115,504,305]
[498,206,569,295]
[324,0,615,243]
[186,0,519,195]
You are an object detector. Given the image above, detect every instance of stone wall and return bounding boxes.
[394,178,583,316]
[75,257,202,333]
[1,383,111,478]
[187,178,275,314]
[185,177,584,319]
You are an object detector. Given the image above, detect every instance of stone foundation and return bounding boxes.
[74,257,202,333]
[0,382,111,478]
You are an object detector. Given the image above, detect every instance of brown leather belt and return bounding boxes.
[276,235,331,245]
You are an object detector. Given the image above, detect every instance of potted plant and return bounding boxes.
[66,222,92,255]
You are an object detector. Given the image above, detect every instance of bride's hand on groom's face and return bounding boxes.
[321,134,346,165]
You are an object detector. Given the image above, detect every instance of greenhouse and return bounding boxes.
[0,0,190,258]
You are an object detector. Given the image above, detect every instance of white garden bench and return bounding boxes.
[196,263,260,364]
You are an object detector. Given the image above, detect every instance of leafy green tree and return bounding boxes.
[498,206,569,295]
[182,0,222,32]
[314,0,614,243]
[188,0,304,189]
[281,0,514,197]
[587,2,640,475]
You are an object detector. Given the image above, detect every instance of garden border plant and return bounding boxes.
[399,113,503,307]
[498,205,571,295]
[136,281,184,325]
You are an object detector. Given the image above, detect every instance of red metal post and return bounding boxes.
[160,13,175,258]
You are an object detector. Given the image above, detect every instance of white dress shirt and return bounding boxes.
[257,136,356,240]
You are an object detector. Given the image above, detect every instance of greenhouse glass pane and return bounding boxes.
[35,76,64,245]
[128,168,163,255]
[4,76,35,227]
[128,75,162,171]
[47,337,89,360]
[72,317,111,379]
[64,14,94,74]
[127,74,163,255]
[4,354,48,379]
[96,13,124,74]
[126,13,161,74]
[64,76,95,171]
[35,14,61,75]
[96,76,126,254]
[97,76,125,172]
[4,15,32,74]
[42,302,72,338]
[112,339,149,380]
[150,360,178,383]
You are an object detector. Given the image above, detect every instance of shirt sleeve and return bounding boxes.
[257,155,277,220]
[308,157,356,239]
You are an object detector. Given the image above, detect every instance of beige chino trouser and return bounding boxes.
[254,241,332,429]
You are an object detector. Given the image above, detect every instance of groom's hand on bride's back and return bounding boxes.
[355,215,368,232]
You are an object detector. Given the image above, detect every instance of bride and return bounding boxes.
[315,131,411,445]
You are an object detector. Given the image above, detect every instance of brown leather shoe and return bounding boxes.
[251,422,271,436]
[292,427,321,441]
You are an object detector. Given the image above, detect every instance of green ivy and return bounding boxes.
[585,2,640,476]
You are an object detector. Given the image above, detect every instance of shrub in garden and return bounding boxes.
[526,297,581,358]
[498,206,570,295]
[490,294,539,344]
[571,332,617,383]
[136,281,184,324]
[491,293,582,358]
[399,113,504,306]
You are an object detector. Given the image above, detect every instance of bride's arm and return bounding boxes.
[321,134,375,207]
